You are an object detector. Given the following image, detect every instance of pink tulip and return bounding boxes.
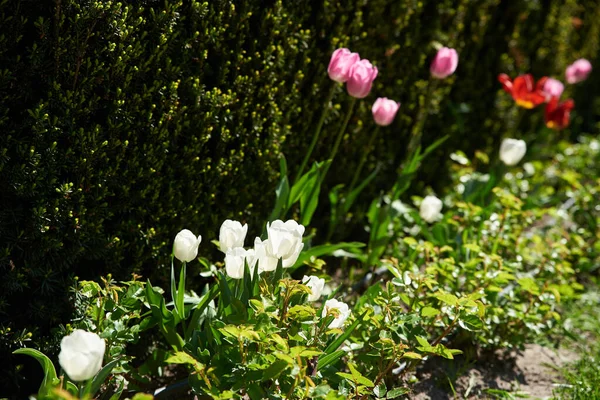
[346,59,378,98]
[328,48,360,83]
[372,98,400,126]
[430,47,459,79]
[565,58,592,84]
[542,78,564,100]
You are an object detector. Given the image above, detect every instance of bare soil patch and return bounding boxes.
[412,344,578,399]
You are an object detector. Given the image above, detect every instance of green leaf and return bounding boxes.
[12,348,59,397]
[386,387,410,398]
[341,165,381,217]
[131,394,154,400]
[299,160,332,225]
[458,312,484,331]
[262,360,289,381]
[317,350,346,370]
[402,352,422,360]
[291,242,365,271]
[518,277,540,295]
[185,284,219,340]
[348,363,374,387]
[433,291,459,306]
[108,379,124,400]
[166,351,204,373]
[83,358,120,397]
[323,311,367,355]
[421,306,439,317]
[269,156,290,221]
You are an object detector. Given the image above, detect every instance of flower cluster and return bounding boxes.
[498,58,591,131]
[328,45,458,128]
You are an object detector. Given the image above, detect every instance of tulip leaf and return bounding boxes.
[316,349,346,370]
[83,357,120,397]
[341,164,381,218]
[185,284,220,340]
[299,160,331,226]
[109,378,125,400]
[289,160,325,208]
[323,310,367,355]
[146,280,184,350]
[13,348,59,397]
[218,272,234,314]
[269,156,290,221]
[290,242,365,272]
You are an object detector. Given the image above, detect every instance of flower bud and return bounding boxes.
[266,219,305,268]
[173,229,202,263]
[327,48,360,83]
[346,59,378,98]
[541,78,564,99]
[565,58,592,84]
[372,98,400,126]
[225,247,256,279]
[302,275,326,302]
[58,330,105,382]
[219,219,248,252]
[419,195,443,223]
[499,138,527,166]
[430,47,459,79]
[322,299,351,329]
[253,237,279,272]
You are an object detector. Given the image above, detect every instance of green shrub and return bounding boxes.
[1,0,599,395]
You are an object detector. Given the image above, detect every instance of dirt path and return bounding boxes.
[412,344,578,399]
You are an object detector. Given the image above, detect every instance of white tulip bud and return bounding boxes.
[58,330,105,382]
[266,219,305,268]
[219,220,248,252]
[499,138,527,166]
[419,195,443,223]
[302,275,326,302]
[253,237,279,273]
[224,247,256,279]
[173,229,202,263]
[322,299,351,329]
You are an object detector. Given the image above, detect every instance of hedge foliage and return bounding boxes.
[0,0,599,394]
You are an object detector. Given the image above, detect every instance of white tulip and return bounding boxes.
[224,247,257,279]
[499,138,527,166]
[322,299,351,329]
[58,330,105,382]
[302,275,326,302]
[419,195,443,223]
[173,229,202,263]
[253,237,279,272]
[219,220,248,252]
[266,219,305,268]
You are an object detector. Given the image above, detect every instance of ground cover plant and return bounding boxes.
[3,0,600,399]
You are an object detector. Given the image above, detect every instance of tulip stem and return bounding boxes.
[322,97,357,180]
[325,125,378,242]
[294,83,337,184]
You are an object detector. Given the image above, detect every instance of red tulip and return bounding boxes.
[544,97,574,130]
[498,73,547,109]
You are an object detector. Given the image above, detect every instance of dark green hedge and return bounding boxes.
[1,0,598,395]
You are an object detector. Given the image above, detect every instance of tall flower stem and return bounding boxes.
[325,124,378,242]
[300,98,357,227]
[294,83,337,183]
[320,97,358,181]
